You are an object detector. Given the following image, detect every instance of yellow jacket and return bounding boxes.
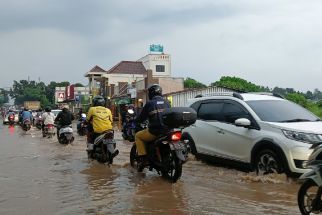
[87,106,113,133]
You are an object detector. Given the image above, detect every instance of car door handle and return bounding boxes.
[217,130,225,134]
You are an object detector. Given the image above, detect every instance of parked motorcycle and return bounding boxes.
[57,125,74,144]
[122,109,136,142]
[77,113,87,136]
[43,124,55,138]
[22,119,31,131]
[298,141,322,215]
[87,130,119,165]
[130,107,196,183]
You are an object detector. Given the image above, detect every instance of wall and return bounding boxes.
[158,77,184,95]
[102,73,144,85]
[138,54,171,77]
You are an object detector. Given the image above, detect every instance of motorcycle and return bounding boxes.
[122,109,136,142]
[43,124,55,138]
[22,119,31,131]
[298,141,322,215]
[8,114,15,125]
[35,116,43,130]
[87,130,119,165]
[57,125,74,144]
[77,113,87,136]
[130,107,196,183]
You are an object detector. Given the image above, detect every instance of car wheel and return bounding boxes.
[181,133,197,156]
[255,149,284,175]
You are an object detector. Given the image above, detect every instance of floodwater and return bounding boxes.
[0,121,302,215]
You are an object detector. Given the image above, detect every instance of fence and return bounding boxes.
[165,86,235,107]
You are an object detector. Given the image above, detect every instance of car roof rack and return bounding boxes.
[194,92,244,100]
[245,92,284,99]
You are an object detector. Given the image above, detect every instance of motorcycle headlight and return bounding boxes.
[282,130,322,144]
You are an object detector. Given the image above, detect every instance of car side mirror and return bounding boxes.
[235,118,251,127]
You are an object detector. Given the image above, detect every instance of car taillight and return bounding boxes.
[171,131,182,141]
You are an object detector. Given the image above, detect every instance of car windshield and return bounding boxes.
[246,100,320,122]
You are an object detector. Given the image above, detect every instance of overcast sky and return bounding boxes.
[1,0,322,92]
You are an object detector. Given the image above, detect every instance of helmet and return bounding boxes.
[93,95,105,106]
[45,106,51,112]
[148,84,162,100]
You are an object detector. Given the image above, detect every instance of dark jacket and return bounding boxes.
[136,96,171,135]
[54,108,74,127]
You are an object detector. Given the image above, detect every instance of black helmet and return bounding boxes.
[93,95,105,106]
[45,106,51,112]
[148,84,162,100]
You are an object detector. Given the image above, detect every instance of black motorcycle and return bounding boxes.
[130,107,196,183]
[77,113,87,136]
[87,130,119,165]
[122,109,136,142]
[22,119,31,131]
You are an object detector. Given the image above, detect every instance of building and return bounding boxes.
[137,53,171,77]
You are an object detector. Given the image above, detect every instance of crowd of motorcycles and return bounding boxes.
[3,108,322,214]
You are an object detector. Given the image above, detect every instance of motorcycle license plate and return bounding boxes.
[103,139,115,145]
[169,142,186,150]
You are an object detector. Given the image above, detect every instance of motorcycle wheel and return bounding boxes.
[298,179,320,215]
[130,145,138,167]
[161,151,182,183]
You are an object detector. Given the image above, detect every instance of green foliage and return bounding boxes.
[211,76,269,92]
[74,83,84,87]
[9,80,73,108]
[0,88,9,105]
[184,77,206,89]
[286,93,308,108]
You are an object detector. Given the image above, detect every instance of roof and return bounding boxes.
[187,92,284,105]
[106,61,146,75]
[84,65,106,77]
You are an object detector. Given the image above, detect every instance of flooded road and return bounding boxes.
[0,121,302,215]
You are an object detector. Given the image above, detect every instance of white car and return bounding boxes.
[182,92,322,176]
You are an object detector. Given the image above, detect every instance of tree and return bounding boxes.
[74,83,84,87]
[184,77,206,89]
[211,76,265,92]
[0,88,9,105]
[9,80,49,107]
[286,93,308,108]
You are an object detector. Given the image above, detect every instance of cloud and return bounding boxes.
[1,0,322,91]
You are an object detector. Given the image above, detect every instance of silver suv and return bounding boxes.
[182,92,322,176]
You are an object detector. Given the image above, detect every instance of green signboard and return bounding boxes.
[150,44,164,53]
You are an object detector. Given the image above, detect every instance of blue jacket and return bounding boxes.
[136,96,171,135]
[21,111,33,121]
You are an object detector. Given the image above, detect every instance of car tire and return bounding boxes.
[254,149,284,175]
[181,133,198,158]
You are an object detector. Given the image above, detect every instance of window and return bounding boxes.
[156,65,165,72]
[222,102,249,124]
[198,102,224,121]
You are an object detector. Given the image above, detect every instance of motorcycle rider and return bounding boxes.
[41,106,55,133]
[135,84,171,166]
[54,104,74,138]
[21,107,33,124]
[86,96,115,152]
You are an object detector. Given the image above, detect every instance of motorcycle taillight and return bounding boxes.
[171,131,182,141]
